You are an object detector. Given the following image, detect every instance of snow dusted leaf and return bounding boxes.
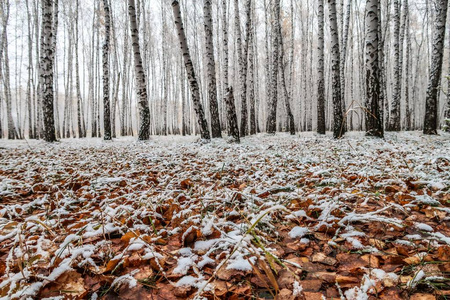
[120,230,140,245]
[288,226,309,239]
[39,270,87,299]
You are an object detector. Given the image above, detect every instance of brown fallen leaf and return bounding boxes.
[424,208,446,220]
[104,258,121,273]
[335,275,360,284]
[229,282,252,297]
[173,285,193,298]
[213,280,231,297]
[303,291,326,300]
[436,245,450,261]
[311,252,337,266]
[216,268,245,281]
[180,178,194,189]
[277,269,295,289]
[410,293,436,300]
[308,272,336,283]
[0,260,5,277]
[379,287,404,300]
[336,253,368,272]
[369,238,386,249]
[404,255,421,265]
[121,230,140,245]
[299,279,322,292]
[326,287,340,298]
[275,288,295,300]
[361,254,380,268]
[39,270,87,299]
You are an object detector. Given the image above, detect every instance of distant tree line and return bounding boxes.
[0,0,449,142]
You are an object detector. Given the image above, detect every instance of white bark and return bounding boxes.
[365,0,383,137]
[172,0,210,140]
[128,0,151,140]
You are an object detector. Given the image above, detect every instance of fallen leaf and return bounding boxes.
[410,294,436,300]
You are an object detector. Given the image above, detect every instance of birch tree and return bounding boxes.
[75,0,85,138]
[234,0,250,137]
[248,11,256,135]
[172,0,210,140]
[423,0,448,135]
[222,0,239,141]
[25,0,34,139]
[225,87,240,142]
[341,0,352,132]
[403,0,412,131]
[0,0,18,139]
[121,14,130,137]
[264,0,271,132]
[446,29,450,131]
[39,0,57,142]
[128,0,151,140]
[387,0,401,131]
[222,0,229,129]
[103,0,111,140]
[204,0,221,138]
[317,0,326,134]
[365,0,383,137]
[278,9,295,135]
[328,0,344,138]
[266,0,280,134]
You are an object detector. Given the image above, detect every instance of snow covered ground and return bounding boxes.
[0,132,449,299]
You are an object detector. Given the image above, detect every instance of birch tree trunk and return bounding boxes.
[264,0,271,132]
[225,87,240,142]
[109,3,118,138]
[404,0,412,131]
[266,0,280,134]
[234,0,245,136]
[33,1,41,138]
[317,0,326,134]
[39,0,57,142]
[103,0,112,140]
[0,0,18,140]
[248,18,256,135]
[75,0,85,138]
[340,0,352,133]
[446,30,450,131]
[328,0,344,138]
[121,16,129,137]
[423,0,448,135]
[26,0,34,139]
[239,0,251,137]
[204,0,222,138]
[378,2,387,131]
[128,0,151,140]
[387,0,401,131]
[3,30,18,140]
[52,0,59,138]
[172,0,210,140]
[90,6,97,138]
[365,0,383,137]
[221,0,239,140]
[0,98,2,138]
[161,1,168,135]
[278,12,295,135]
[222,0,229,128]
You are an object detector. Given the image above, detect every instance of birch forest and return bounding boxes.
[1,1,450,299]
[1,0,450,141]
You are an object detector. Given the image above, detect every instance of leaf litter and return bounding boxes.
[0,132,449,299]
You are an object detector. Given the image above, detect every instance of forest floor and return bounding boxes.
[0,132,449,300]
